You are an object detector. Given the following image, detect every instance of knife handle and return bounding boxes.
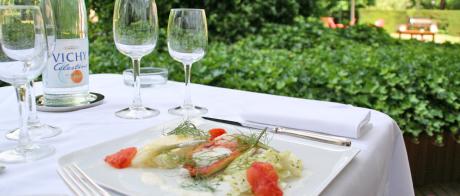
[274,128,352,147]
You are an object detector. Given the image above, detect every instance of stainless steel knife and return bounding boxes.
[202,116,352,147]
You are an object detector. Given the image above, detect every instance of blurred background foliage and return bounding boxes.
[87,0,460,40]
[85,0,460,142]
[1,0,458,142]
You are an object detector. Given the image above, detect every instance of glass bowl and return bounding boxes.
[123,67,168,88]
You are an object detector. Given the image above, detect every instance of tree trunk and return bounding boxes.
[440,0,446,9]
[350,0,355,25]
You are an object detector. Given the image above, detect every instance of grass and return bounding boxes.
[359,9,460,36]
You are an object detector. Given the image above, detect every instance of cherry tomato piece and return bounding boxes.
[208,128,227,141]
[247,162,283,196]
[104,147,137,169]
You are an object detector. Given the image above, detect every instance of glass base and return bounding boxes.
[43,91,90,107]
[0,144,55,163]
[168,105,208,117]
[5,122,62,141]
[115,107,160,119]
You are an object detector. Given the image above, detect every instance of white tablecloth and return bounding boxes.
[0,74,414,196]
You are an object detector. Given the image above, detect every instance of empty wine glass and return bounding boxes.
[113,0,160,119]
[0,5,55,163]
[4,0,62,141]
[167,9,208,118]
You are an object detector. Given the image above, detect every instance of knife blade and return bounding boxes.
[202,116,352,147]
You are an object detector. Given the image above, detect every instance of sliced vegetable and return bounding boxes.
[104,147,137,169]
[131,135,195,168]
[247,162,283,196]
[208,128,226,141]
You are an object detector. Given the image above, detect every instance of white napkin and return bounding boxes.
[240,100,371,139]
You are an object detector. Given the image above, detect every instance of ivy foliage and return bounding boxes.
[90,17,460,140]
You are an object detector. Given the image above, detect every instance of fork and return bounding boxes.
[57,163,110,196]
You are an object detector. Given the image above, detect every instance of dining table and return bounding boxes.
[0,74,414,196]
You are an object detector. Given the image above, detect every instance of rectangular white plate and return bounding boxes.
[58,118,360,196]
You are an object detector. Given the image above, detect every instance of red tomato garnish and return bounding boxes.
[104,147,137,169]
[247,162,283,196]
[208,128,226,141]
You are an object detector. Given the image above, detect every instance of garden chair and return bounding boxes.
[321,17,355,29]
[374,19,384,28]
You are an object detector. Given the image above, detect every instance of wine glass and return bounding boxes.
[167,9,208,118]
[4,0,62,141]
[0,5,55,163]
[113,0,160,119]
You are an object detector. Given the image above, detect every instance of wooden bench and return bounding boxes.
[397,18,438,42]
[398,30,435,41]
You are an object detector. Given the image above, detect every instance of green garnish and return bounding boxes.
[167,121,207,139]
[251,128,267,148]
[223,130,276,173]
[235,129,270,150]
[180,177,220,192]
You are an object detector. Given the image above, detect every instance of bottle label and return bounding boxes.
[44,38,89,88]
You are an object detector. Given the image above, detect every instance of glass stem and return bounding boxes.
[183,63,193,109]
[27,80,39,125]
[15,84,31,151]
[131,58,143,109]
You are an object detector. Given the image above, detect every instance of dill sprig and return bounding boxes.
[223,148,257,173]
[235,129,270,150]
[252,128,267,148]
[161,151,189,167]
[167,121,207,139]
[223,130,276,173]
[180,177,220,192]
[190,151,231,167]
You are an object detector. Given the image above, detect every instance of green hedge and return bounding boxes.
[88,0,375,43]
[359,9,460,36]
[89,0,300,42]
[89,18,460,142]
